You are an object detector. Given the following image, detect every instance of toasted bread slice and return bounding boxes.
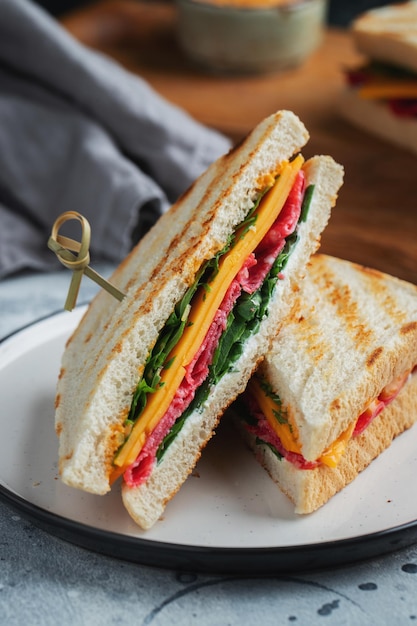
[352,2,417,74]
[121,157,343,529]
[239,372,417,514]
[54,111,343,529]
[238,254,417,513]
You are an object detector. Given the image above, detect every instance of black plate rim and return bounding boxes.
[2,308,417,575]
[2,482,417,575]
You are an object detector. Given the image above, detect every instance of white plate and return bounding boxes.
[1,308,417,574]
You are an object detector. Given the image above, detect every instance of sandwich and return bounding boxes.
[54,110,344,529]
[236,253,417,514]
[340,1,417,155]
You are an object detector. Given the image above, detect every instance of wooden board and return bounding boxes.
[62,1,417,284]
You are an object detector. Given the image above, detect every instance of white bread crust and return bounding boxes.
[122,157,344,529]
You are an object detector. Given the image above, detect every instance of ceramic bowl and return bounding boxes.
[176,0,328,74]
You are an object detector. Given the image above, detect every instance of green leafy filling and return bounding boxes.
[258,378,291,432]
[156,184,315,461]
[120,179,314,466]
[255,437,284,461]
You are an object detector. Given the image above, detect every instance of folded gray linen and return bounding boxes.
[0,0,231,279]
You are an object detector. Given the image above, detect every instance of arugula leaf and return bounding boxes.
[258,377,291,431]
[255,437,283,461]
[300,184,314,222]
[127,263,204,422]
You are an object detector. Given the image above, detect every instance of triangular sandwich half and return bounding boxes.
[238,254,417,513]
[54,112,344,529]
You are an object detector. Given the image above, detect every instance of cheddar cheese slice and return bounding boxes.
[181,154,304,367]
[112,156,304,476]
[249,376,356,469]
[318,422,356,468]
[248,378,300,454]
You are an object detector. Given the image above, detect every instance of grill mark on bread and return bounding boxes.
[324,262,412,352]
[289,296,332,366]
[327,281,374,348]
[169,237,213,278]
[374,291,405,323]
[359,265,408,325]
[358,265,384,280]
[58,453,73,477]
[83,321,109,347]
[113,341,123,354]
[170,149,247,243]
[330,398,341,412]
[366,346,384,368]
[130,185,235,296]
[401,321,417,335]
[170,155,228,214]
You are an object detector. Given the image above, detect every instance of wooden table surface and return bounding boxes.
[62,0,417,284]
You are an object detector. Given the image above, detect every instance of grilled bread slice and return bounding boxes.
[238,254,417,514]
[54,111,343,528]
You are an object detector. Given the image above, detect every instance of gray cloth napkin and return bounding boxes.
[0,0,231,279]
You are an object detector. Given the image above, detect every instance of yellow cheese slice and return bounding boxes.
[248,378,300,454]
[317,373,410,467]
[249,377,355,468]
[318,421,356,468]
[113,362,186,471]
[358,82,417,100]
[111,155,304,478]
[182,154,304,366]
